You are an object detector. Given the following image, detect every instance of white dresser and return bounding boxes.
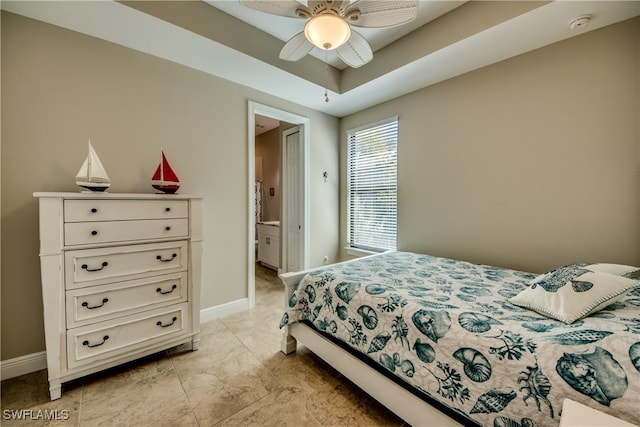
[33,192,203,400]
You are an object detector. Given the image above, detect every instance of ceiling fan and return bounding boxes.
[239,0,419,68]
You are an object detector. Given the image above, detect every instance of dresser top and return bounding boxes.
[33,192,202,200]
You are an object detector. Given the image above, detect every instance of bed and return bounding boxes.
[279,251,640,427]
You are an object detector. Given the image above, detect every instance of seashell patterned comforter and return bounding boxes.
[280,252,640,426]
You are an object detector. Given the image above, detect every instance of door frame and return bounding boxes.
[247,101,310,308]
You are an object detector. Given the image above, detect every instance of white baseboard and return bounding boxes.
[199,298,249,324]
[1,300,250,381]
[1,351,47,381]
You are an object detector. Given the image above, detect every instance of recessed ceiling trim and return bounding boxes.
[2,0,638,118]
[1,0,337,113]
[326,0,640,116]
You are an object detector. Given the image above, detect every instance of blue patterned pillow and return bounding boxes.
[509,263,640,324]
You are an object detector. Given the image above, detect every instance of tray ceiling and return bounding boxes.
[2,1,638,117]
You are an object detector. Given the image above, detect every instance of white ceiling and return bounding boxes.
[2,1,639,117]
[255,114,281,135]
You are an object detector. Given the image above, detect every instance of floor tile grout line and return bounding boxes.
[209,270,288,426]
[77,378,84,427]
[174,319,277,427]
[210,390,278,427]
[0,263,404,426]
[168,349,202,427]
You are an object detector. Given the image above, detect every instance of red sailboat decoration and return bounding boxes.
[151,149,180,194]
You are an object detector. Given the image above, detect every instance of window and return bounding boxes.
[347,117,398,252]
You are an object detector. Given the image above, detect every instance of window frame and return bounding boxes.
[346,116,398,254]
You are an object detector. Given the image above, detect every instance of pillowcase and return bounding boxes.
[508,263,640,324]
[587,263,640,280]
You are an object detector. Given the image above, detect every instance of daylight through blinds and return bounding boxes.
[347,117,398,252]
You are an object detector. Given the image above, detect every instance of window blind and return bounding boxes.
[347,117,398,252]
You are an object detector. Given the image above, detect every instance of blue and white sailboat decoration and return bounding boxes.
[75,140,111,192]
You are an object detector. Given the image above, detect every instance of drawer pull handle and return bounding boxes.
[157,317,178,328]
[91,208,98,213]
[156,284,177,295]
[165,226,171,231]
[165,207,171,212]
[82,298,109,309]
[91,230,98,236]
[81,262,109,272]
[83,335,109,348]
[156,253,177,263]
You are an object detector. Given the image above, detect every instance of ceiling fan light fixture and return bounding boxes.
[304,14,351,50]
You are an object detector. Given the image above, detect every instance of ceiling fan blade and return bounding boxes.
[239,0,310,19]
[345,0,418,28]
[279,32,314,61]
[336,30,373,68]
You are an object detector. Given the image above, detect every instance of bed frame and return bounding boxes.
[279,257,465,427]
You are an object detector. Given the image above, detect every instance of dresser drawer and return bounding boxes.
[66,272,188,328]
[67,303,188,369]
[65,241,188,289]
[64,199,188,222]
[64,218,189,246]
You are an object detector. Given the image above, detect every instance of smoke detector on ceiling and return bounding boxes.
[569,15,592,30]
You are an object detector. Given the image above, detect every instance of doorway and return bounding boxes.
[247,101,309,308]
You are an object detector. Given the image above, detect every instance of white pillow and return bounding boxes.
[587,263,640,279]
[508,263,640,324]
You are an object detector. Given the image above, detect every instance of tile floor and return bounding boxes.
[1,264,406,426]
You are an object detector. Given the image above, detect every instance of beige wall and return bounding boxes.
[255,127,281,222]
[0,12,340,360]
[340,17,640,273]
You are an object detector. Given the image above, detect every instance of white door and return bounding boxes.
[284,127,304,272]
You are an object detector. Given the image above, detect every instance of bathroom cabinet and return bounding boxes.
[257,222,280,270]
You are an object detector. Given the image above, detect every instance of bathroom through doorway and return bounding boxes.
[247,101,309,309]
